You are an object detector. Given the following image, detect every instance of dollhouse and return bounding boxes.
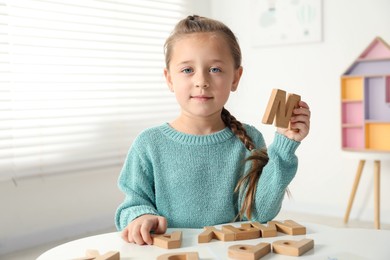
[341,37,390,151]
[342,37,390,230]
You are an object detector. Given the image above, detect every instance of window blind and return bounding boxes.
[0,0,186,182]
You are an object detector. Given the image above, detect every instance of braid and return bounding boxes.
[221,108,255,151]
[221,108,269,220]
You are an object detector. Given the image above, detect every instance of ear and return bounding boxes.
[231,66,243,92]
[164,68,174,92]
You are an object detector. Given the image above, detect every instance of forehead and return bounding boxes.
[171,32,233,61]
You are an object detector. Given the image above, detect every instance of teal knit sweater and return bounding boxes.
[115,123,300,230]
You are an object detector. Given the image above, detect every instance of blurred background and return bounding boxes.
[1,0,389,258]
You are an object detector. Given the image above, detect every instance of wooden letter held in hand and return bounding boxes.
[262,89,301,128]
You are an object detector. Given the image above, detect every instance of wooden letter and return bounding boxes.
[246,222,277,238]
[222,224,261,240]
[157,252,199,260]
[198,226,235,243]
[152,231,182,249]
[272,239,314,256]
[267,220,306,235]
[262,89,301,128]
[228,243,271,260]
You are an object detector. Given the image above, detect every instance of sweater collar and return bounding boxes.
[160,123,235,145]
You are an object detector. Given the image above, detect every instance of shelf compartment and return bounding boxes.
[364,76,390,121]
[341,77,363,100]
[365,123,390,151]
[342,127,364,149]
[342,102,363,125]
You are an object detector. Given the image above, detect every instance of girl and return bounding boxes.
[115,15,311,245]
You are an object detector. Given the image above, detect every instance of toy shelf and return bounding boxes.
[341,37,390,152]
[341,75,390,151]
[342,37,390,231]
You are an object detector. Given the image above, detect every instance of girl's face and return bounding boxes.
[164,32,242,120]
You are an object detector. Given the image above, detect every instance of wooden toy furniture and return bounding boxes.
[341,37,390,151]
[157,252,199,260]
[152,231,182,249]
[341,36,390,229]
[262,88,301,128]
[272,239,314,256]
[228,243,271,260]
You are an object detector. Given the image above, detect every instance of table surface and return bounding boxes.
[37,222,390,260]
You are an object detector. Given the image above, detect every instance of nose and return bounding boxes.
[195,72,209,88]
[196,82,209,88]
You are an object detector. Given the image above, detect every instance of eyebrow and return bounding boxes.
[175,59,226,66]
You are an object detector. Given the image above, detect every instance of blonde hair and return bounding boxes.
[164,15,269,220]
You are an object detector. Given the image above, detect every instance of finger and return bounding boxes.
[132,224,145,245]
[293,107,311,117]
[140,220,154,245]
[290,114,311,125]
[153,217,167,234]
[121,228,130,243]
[298,100,310,109]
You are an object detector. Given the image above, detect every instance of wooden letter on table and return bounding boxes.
[228,243,271,260]
[222,223,261,240]
[272,238,314,256]
[242,222,277,238]
[157,252,199,260]
[198,226,235,243]
[267,220,306,235]
[262,89,301,129]
[152,231,182,249]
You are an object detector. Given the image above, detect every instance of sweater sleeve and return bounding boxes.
[115,144,159,231]
[250,132,300,223]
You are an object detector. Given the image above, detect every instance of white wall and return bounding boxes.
[209,0,390,223]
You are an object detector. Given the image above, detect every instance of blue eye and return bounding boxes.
[210,67,221,73]
[182,68,193,74]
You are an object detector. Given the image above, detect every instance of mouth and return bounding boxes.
[190,95,213,101]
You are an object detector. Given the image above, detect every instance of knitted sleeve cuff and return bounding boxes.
[115,205,159,231]
[269,132,300,158]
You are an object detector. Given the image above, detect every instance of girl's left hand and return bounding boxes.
[277,100,311,142]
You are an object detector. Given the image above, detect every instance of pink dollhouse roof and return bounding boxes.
[343,37,390,76]
[358,37,390,59]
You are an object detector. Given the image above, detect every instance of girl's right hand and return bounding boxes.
[121,214,167,245]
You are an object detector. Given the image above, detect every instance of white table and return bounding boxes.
[37,222,390,259]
